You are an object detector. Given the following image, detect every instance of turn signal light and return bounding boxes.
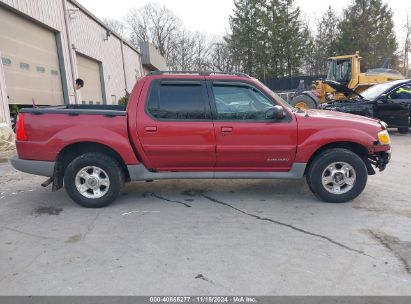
[378,130,390,145]
[16,113,28,141]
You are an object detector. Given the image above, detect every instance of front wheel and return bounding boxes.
[64,152,125,208]
[306,148,368,203]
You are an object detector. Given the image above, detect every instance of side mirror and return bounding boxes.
[380,94,389,102]
[266,105,286,120]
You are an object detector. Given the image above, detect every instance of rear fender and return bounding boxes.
[49,126,139,164]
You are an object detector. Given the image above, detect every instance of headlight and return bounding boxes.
[378,130,391,145]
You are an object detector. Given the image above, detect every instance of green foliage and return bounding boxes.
[118,96,128,106]
[229,0,265,76]
[9,104,19,114]
[305,7,340,75]
[333,0,398,70]
[228,0,399,78]
[228,0,311,79]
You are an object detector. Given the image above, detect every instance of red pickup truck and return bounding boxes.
[11,72,391,208]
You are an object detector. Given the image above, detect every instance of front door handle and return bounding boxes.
[221,127,233,133]
[145,126,157,132]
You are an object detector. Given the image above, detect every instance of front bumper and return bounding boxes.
[369,150,391,172]
[10,155,55,177]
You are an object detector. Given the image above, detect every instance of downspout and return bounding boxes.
[120,39,128,94]
[62,0,78,104]
[0,51,11,127]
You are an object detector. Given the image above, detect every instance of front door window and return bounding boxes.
[213,85,274,121]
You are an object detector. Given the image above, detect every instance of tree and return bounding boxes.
[401,14,411,77]
[208,40,239,72]
[334,0,397,71]
[261,0,310,78]
[125,3,181,62]
[305,6,340,75]
[228,0,266,77]
[102,18,128,40]
[167,30,200,70]
[227,0,310,79]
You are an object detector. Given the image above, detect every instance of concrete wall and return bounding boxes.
[123,45,145,93]
[67,1,143,103]
[0,0,144,105]
[139,42,168,72]
[1,0,74,102]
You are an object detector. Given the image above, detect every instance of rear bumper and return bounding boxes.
[10,155,55,177]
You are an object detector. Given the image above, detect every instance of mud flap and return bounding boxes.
[52,158,63,192]
[362,157,376,175]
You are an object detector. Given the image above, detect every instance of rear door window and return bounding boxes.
[147,81,208,120]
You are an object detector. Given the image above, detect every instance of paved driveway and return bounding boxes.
[0,133,410,295]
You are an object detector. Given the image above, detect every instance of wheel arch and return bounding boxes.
[56,142,130,182]
[305,141,374,175]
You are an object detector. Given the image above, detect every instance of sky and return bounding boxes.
[78,0,411,41]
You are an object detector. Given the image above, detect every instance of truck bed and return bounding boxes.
[20,104,126,116]
[16,104,138,164]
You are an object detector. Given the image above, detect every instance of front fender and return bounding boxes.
[295,127,377,163]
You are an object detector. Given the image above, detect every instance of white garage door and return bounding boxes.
[0,8,64,106]
[76,54,104,104]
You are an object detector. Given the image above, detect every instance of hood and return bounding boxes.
[302,109,381,126]
[319,98,372,109]
[324,80,364,99]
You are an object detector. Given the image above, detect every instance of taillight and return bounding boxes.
[16,113,28,141]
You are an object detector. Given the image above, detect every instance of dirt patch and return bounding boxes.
[181,189,205,196]
[195,273,215,285]
[65,234,82,244]
[353,205,411,219]
[32,206,63,216]
[366,229,411,274]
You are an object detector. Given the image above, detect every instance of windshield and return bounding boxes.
[361,81,397,101]
[253,79,294,110]
[326,59,352,84]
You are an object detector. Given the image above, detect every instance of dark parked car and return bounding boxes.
[320,79,411,134]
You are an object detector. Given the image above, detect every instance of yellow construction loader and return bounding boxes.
[290,52,404,109]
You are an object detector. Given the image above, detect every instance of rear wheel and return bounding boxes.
[306,148,368,203]
[64,152,125,208]
[290,95,317,109]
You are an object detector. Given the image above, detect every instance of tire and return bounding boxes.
[290,95,317,109]
[64,152,125,208]
[398,127,409,134]
[306,148,368,203]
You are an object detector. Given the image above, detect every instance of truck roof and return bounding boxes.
[146,71,252,79]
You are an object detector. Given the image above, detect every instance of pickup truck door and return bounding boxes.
[207,81,298,171]
[136,79,216,171]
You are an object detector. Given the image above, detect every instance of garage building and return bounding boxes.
[0,0,167,116]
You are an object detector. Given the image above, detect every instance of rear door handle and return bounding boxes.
[145,126,157,132]
[221,127,233,133]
